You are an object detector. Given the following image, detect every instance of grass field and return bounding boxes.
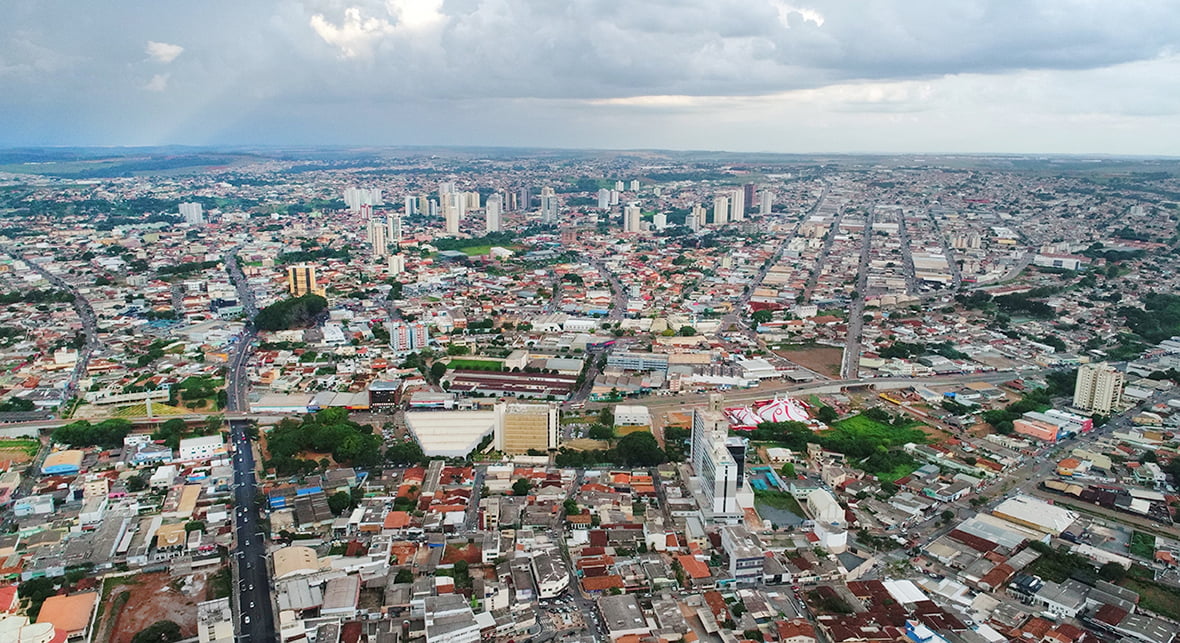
[110,402,191,417]
[0,439,39,457]
[830,414,926,437]
[447,358,503,371]
[754,489,806,516]
[459,245,494,256]
[1122,571,1180,620]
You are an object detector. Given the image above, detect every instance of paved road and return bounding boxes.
[840,208,874,379]
[802,201,846,303]
[223,247,275,643]
[895,210,920,295]
[925,208,963,289]
[23,257,99,403]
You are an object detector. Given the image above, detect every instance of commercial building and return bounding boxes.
[367,380,401,409]
[1013,418,1060,442]
[539,187,558,224]
[40,450,82,476]
[1073,362,1124,414]
[36,592,98,639]
[423,594,480,643]
[286,264,323,297]
[529,551,569,598]
[597,594,650,641]
[993,495,1079,535]
[404,411,495,457]
[720,525,764,583]
[493,402,560,454]
[623,205,641,233]
[179,435,226,462]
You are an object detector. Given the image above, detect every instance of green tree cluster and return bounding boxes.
[264,408,382,474]
[52,418,131,448]
[254,294,328,331]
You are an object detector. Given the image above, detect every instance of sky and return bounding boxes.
[2,0,1179,155]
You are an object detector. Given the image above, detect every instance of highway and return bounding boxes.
[223,247,275,643]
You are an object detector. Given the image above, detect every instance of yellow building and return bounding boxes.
[494,403,559,454]
[286,264,324,297]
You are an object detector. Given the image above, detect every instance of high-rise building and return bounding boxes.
[417,195,429,216]
[443,202,461,235]
[614,180,625,192]
[286,264,322,297]
[629,179,640,191]
[179,202,204,225]
[729,188,745,223]
[387,215,403,244]
[539,187,558,224]
[597,188,611,210]
[517,186,532,212]
[691,409,745,523]
[388,254,405,276]
[690,204,706,231]
[652,212,667,230]
[713,195,729,225]
[743,183,756,212]
[465,191,481,211]
[368,218,388,258]
[389,321,430,354]
[485,193,502,233]
[610,190,620,206]
[759,190,773,215]
[343,187,382,212]
[494,402,560,454]
[1073,362,1124,414]
[403,195,418,216]
[623,205,642,233]
[438,181,456,197]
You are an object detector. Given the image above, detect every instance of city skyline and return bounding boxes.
[2,1,1179,154]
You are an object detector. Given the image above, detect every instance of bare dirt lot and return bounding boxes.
[773,345,844,378]
[105,571,205,643]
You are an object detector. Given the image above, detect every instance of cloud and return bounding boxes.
[145,40,183,64]
[144,73,170,92]
[309,7,395,58]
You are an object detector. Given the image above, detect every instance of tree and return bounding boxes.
[394,568,414,584]
[254,294,328,331]
[780,463,796,478]
[1099,562,1126,582]
[429,362,447,383]
[131,621,183,643]
[940,510,954,523]
[614,431,666,467]
[751,309,773,324]
[588,424,614,441]
[816,406,839,423]
[512,478,532,496]
[328,491,354,516]
[678,325,697,336]
[184,520,206,533]
[126,474,147,492]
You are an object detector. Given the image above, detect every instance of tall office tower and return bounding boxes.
[403,195,418,216]
[759,190,773,215]
[517,187,532,211]
[417,195,429,216]
[689,204,706,231]
[597,188,611,209]
[368,218,388,258]
[389,321,429,354]
[1073,362,1125,414]
[691,409,744,522]
[443,202,461,235]
[387,215,403,244]
[629,179,640,191]
[286,264,321,297]
[743,183,756,213]
[610,190,620,206]
[539,187,558,224]
[652,213,668,230]
[438,181,456,197]
[614,180,625,192]
[485,193,503,233]
[388,254,405,276]
[729,188,745,223]
[179,202,204,225]
[623,205,642,233]
[344,187,383,212]
[494,402,560,454]
[713,195,729,225]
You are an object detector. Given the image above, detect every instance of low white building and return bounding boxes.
[179,435,226,462]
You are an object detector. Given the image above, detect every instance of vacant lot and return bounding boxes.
[0,438,39,465]
[108,571,204,643]
[772,345,843,378]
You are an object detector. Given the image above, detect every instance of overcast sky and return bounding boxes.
[3,0,1179,154]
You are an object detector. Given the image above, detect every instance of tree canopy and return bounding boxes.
[254,294,328,331]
